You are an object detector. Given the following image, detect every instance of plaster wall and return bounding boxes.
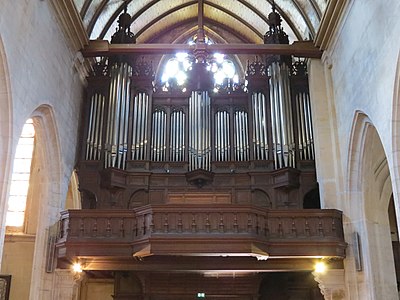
[1,236,35,300]
[0,0,84,299]
[310,0,400,299]
[327,0,400,175]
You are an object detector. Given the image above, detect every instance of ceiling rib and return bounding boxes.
[309,0,322,18]
[77,0,327,43]
[136,1,264,41]
[136,2,198,39]
[80,0,94,19]
[204,1,263,40]
[146,17,255,44]
[87,0,109,37]
[290,0,316,38]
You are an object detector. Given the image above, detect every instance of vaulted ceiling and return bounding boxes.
[72,0,329,44]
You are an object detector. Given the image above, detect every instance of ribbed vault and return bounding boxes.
[73,0,328,44]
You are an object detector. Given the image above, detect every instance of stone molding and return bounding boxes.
[313,269,346,300]
[314,0,348,50]
[48,0,88,51]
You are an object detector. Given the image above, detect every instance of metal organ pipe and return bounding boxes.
[86,93,106,161]
[104,62,132,169]
[151,109,166,161]
[268,62,295,169]
[215,111,230,161]
[252,93,268,161]
[131,92,149,161]
[295,91,314,161]
[189,91,211,171]
[170,110,185,162]
[235,110,249,161]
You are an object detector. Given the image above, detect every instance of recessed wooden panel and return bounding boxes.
[167,193,231,204]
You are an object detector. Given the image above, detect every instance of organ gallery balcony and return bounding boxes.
[55,205,346,271]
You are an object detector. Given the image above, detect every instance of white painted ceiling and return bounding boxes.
[73,0,328,44]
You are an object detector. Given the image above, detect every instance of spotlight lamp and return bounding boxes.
[314,261,327,274]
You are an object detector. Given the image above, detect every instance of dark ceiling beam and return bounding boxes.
[82,40,322,58]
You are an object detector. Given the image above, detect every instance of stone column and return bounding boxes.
[53,269,84,300]
[313,269,346,300]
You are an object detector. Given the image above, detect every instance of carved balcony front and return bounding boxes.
[56,205,345,271]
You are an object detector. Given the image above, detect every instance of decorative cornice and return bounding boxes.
[49,0,89,51]
[314,0,348,50]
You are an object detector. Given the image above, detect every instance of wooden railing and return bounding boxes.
[56,205,346,259]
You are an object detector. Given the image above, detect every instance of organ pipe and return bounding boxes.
[85,93,105,161]
[151,108,167,161]
[215,111,230,161]
[104,62,132,169]
[252,92,269,161]
[131,92,150,161]
[234,110,249,161]
[292,61,314,162]
[170,110,185,161]
[268,61,295,169]
[189,91,211,171]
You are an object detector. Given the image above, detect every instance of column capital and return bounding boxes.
[313,269,346,300]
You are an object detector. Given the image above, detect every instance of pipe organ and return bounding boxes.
[82,56,314,172]
[80,1,315,181]
[64,6,333,300]
[74,4,322,222]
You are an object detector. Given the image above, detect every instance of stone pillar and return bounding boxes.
[53,269,84,300]
[313,269,346,300]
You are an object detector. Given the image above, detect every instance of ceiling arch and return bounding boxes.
[74,0,328,44]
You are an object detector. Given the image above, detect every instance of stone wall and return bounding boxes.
[0,0,84,299]
[309,0,400,299]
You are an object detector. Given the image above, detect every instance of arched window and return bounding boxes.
[6,119,35,228]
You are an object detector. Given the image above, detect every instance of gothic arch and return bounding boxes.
[391,50,400,223]
[0,34,12,264]
[27,104,63,298]
[346,110,397,299]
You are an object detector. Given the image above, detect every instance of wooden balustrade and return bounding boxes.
[56,205,346,261]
